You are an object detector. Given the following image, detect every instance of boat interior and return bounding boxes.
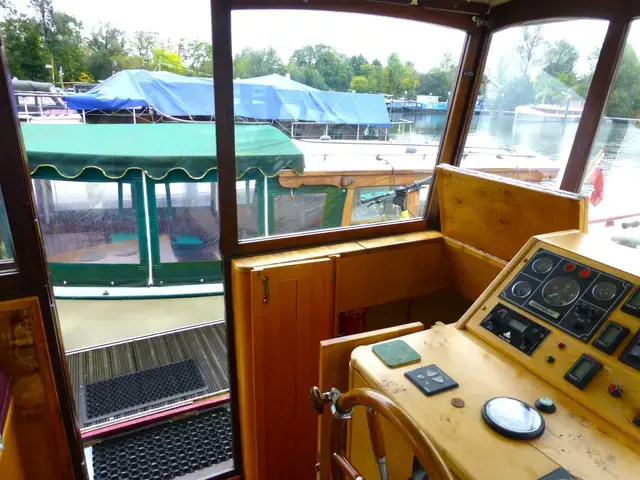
[1,0,640,479]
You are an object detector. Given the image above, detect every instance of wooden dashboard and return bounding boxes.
[349,231,640,480]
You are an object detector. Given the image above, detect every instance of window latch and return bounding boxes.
[263,276,270,304]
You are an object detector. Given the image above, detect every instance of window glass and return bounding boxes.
[154,182,220,263]
[0,188,14,262]
[273,192,328,234]
[582,20,640,249]
[33,179,140,264]
[237,180,260,239]
[232,10,466,239]
[352,187,400,223]
[461,20,609,189]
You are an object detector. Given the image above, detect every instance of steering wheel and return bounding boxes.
[310,386,455,480]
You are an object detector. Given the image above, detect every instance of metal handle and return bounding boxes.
[263,276,269,304]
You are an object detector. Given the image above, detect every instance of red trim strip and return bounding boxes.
[82,394,230,442]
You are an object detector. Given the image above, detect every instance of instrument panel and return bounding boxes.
[467,234,640,444]
[499,249,632,342]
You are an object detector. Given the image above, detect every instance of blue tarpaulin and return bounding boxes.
[65,71,391,127]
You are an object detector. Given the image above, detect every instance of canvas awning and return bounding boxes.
[22,123,304,180]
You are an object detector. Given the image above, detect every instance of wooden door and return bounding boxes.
[251,257,335,480]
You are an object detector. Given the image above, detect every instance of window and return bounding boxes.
[32,174,148,286]
[0,188,14,263]
[148,173,223,285]
[461,20,609,188]
[582,20,640,249]
[232,10,467,239]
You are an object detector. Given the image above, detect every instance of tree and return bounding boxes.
[382,53,403,95]
[349,54,368,76]
[149,47,185,74]
[416,54,458,100]
[287,65,327,90]
[132,31,157,63]
[234,47,284,79]
[50,12,86,82]
[87,22,126,80]
[605,45,640,119]
[543,39,579,85]
[515,26,544,76]
[183,40,213,76]
[289,44,352,91]
[349,75,371,93]
[1,14,48,80]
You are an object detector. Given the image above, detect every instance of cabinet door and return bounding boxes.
[251,257,335,480]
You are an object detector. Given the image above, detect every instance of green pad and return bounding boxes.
[372,340,421,368]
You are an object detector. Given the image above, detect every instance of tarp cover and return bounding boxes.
[65,71,391,127]
[22,123,304,180]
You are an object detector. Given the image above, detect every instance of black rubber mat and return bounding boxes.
[91,407,233,480]
[83,359,208,423]
[68,322,229,429]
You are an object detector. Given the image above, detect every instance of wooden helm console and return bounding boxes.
[342,231,640,480]
[310,386,454,480]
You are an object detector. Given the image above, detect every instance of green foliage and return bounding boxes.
[289,44,352,91]
[287,65,327,90]
[515,26,544,75]
[87,22,126,80]
[183,40,213,77]
[50,12,86,81]
[543,39,579,85]
[149,47,185,74]
[606,46,640,119]
[417,53,458,100]
[1,14,48,80]
[234,47,283,79]
[349,75,371,93]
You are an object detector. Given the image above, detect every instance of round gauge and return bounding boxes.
[532,257,554,274]
[511,280,533,298]
[592,282,617,301]
[542,277,580,307]
[481,397,545,440]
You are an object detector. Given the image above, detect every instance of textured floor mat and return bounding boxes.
[91,407,233,480]
[83,359,207,423]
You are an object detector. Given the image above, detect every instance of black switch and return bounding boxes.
[634,415,640,428]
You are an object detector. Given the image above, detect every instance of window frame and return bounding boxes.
[31,169,150,287]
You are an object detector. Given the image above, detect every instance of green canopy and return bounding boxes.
[22,123,304,180]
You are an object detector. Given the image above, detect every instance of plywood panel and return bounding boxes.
[436,164,588,262]
[336,238,450,312]
[444,237,507,301]
[251,258,335,480]
[317,322,424,480]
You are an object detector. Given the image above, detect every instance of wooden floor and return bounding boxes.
[67,321,229,429]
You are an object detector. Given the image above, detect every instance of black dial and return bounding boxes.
[592,282,617,301]
[532,257,554,274]
[511,280,533,298]
[542,277,580,307]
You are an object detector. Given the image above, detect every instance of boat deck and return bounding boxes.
[67,321,229,430]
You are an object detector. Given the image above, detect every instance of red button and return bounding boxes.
[579,269,591,278]
[557,342,566,349]
[564,263,576,272]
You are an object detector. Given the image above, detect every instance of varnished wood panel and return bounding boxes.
[317,323,424,480]
[251,258,335,480]
[436,165,588,262]
[351,325,640,480]
[0,298,74,480]
[335,238,449,312]
[0,398,25,479]
[444,237,507,300]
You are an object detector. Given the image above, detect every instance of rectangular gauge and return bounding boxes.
[564,354,602,390]
[619,329,640,371]
[621,286,640,318]
[592,321,630,354]
[499,249,631,343]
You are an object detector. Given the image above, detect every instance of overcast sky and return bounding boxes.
[11,1,640,74]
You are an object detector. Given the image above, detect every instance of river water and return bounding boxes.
[391,112,640,224]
